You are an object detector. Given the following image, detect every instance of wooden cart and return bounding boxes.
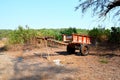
[62,34,91,56]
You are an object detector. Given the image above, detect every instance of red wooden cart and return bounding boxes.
[62,34,92,56]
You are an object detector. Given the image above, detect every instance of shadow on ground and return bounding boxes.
[56,51,120,58]
[20,53,59,60]
[0,46,7,52]
[89,53,120,58]
[56,51,70,56]
[10,57,77,80]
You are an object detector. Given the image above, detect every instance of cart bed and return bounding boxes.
[63,34,91,44]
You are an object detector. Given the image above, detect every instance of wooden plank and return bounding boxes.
[47,39,68,46]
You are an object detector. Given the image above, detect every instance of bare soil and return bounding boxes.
[0,45,120,80]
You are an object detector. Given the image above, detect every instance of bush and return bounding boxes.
[60,27,77,35]
[9,26,37,44]
[37,27,77,41]
[109,27,120,44]
[88,27,110,42]
[77,29,89,35]
[55,27,77,41]
[0,30,12,39]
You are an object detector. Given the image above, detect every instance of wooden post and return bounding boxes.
[45,38,50,60]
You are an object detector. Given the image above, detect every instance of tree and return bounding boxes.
[9,26,37,44]
[109,27,120,44]
[76,0,120,17]
[88,27,110,42]
[60,27,77,35]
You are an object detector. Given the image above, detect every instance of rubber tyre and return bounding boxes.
[67,45,75,54]
[80,45,89,56]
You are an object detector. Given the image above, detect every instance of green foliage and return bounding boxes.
[88,27,110,42]
[88,26,120,45]
[89,28,100,38]
[109,27,120,44]
[60,27,77,35]
[56,27,77,41]
[1,25,120,47]
[9,26,37,44]
[0,29,12,39]
[37,27,80,41]
[37,29,62,40]
[38,29,58,37]
[77,29,89,35]
[1,25,120,46]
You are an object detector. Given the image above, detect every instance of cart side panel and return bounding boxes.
[72,35,78,42]
[78,36,82,43]
[72,34,91,44]
[62,34,72,42]
[82,36,86,44]
[62,34,66,42]
[87,37,91,44]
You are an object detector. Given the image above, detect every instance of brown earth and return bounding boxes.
[0,44,120,80]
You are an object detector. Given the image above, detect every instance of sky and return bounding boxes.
[0,0,117,30]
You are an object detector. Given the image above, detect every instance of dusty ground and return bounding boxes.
[0,45,120,80]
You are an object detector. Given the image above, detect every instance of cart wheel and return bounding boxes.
[80,45,89,56]
[67,45,75,54]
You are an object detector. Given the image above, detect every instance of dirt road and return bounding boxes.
[0,46,120,80]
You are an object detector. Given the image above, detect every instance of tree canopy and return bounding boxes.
[76,0,120,17]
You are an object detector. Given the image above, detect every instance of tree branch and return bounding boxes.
[104,0,120,15]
